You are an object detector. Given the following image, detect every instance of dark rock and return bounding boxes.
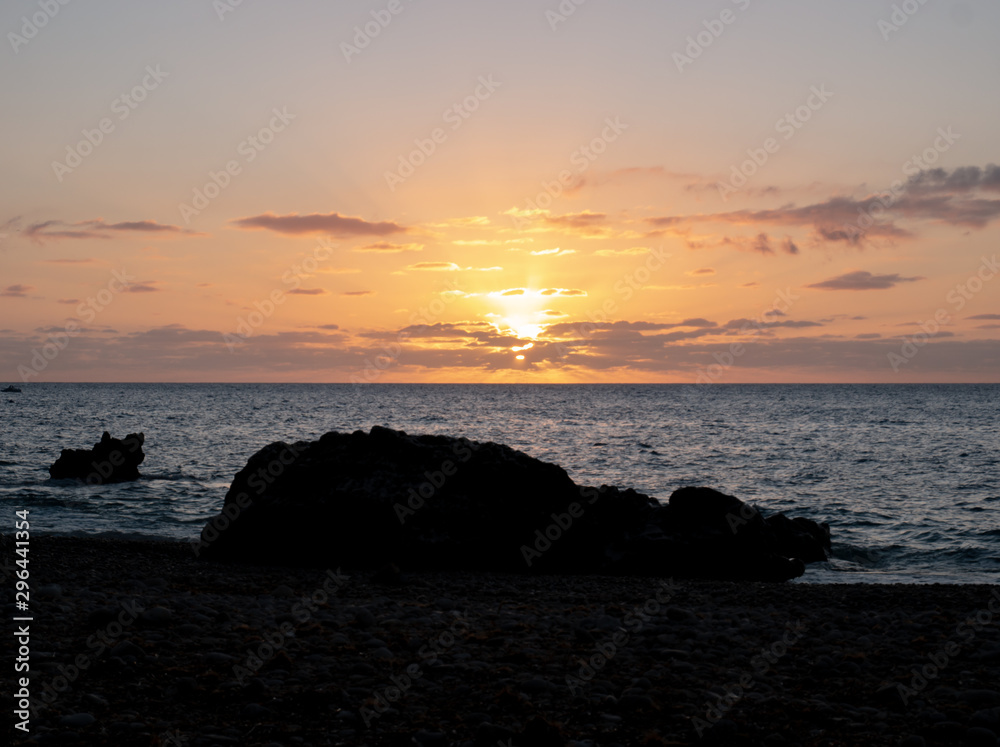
[199,427,829,581]
[764,512,831,562]
[49,431,145,484]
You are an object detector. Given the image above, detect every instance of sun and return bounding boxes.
[502,315,545,340]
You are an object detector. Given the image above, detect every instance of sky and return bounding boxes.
[1,0,999,383]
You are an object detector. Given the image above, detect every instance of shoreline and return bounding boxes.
[4,536,1000,745]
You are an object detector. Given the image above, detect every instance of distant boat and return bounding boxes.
[2,386,21,393]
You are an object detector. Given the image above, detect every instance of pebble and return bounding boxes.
[348,606,376,628]
[58,713,96,727]
[240,703,271,718]
[110,641,144,658]
[961,691,1000,707]
[966,728,999,747]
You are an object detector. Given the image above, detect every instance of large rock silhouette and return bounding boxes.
[49,431,145,484]
[199,427,829,581]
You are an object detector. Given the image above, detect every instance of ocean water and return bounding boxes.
[0,383,997,584]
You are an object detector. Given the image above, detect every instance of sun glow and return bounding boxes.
[500,316,545,340]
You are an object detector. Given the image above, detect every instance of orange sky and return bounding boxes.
[2,0,999,382]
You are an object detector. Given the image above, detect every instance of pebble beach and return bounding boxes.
[5,537,1000,746]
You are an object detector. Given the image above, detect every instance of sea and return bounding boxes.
[1,383,997,584]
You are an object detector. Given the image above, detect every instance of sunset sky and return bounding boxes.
[2,0,998,382]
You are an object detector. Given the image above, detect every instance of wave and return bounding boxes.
[36,529,189,543]
[138,472,189,482]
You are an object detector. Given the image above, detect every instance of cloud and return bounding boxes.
[232,212,407,237]
[594,247,649,257]
[287,288,327,296]
[544,211,610,236]
[540,288,587,297]
[317,267,362,275]
[342,291,374,297]
[545,318,720,337]
[24,219,202,242]
[393,322,497,340]
[807,271,924,291]
[405,262,500,273]
[57,298,80,305]
[1,284,33,297]
[408,262,461,272]
[429,216,491,228]
[722,318,823,330]
[646,283,717,291]
[123,282,161,293]
[968,314,1000,320]
[40,258,97,264]
[688,268,716,276]
[354,242,423,253]
[530,248,576,257]
[904,164,1000,194]
[647,166,1000,247]
[0,317,998,381]
[453,238,533,246]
